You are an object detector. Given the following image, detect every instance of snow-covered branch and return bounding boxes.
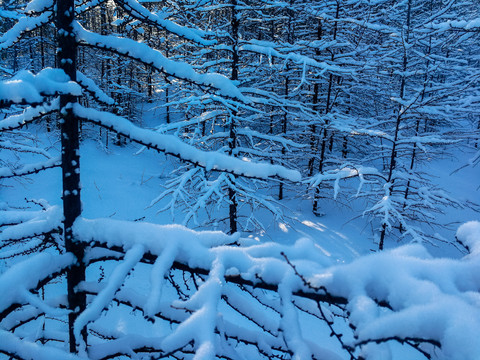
[0,157,61,179]
[73,22,247,102]
[70,217,480,359]
[0,99,59,131]
[73,104,301,182]
[0,70,80,108]
[0,11,53,51]
[114,0,215,46]
[0,203,62,243]
[76,71,115,106]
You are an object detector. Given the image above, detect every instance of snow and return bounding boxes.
[0,203,62,242]
[0,11,52,50]
[76,71,115,105]
[118,0,215,46]
[24,0,53,13]
[0,69,81,105]
[0,330,80,360]
[307,236,480,359]
[0,252,73,314]
[241,39,348,75]
[1,1,479,356]
[71,213,480,359]
[456,221,480,256]
[0,157,61,179]
[2,119,479,359]
[74,244,145,353]
[431,18,480,31]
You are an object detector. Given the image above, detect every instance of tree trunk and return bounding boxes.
[378,0,412,249]
[313,4,339,216]
[228,0,239,234]
[56,0,86,352]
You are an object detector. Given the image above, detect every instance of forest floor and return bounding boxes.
[4,117,478,262]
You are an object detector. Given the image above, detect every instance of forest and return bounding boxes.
[0,0,479,359]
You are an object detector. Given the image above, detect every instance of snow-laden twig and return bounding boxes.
[114,0,215,46]
[0,329,80,360]
[0,99,59,131]
[0,252,74,315]
[0,11,53,51]
[0,156,61,179]
[73,218,480,359]
[309,165,382,199]
[76,71,115,106]
[0,203,62,243]
[74,244,145,353]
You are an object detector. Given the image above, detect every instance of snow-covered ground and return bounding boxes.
[3,115,477,260]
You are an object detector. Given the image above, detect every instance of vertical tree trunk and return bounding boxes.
[278,1,294,201]
[56,0,86,352]
[227,0,239,234]
[278,74,288,200]
[308,20,323,177]
[313,3,339,216]
[379,0,412,250]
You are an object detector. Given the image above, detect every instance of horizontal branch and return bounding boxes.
[0,157,61,179]
[0,100,58,131]
[85,241,348,307]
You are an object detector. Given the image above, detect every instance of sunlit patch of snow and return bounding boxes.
[278,222,288,233]
[301,220,326,232]
[314,244,331,257]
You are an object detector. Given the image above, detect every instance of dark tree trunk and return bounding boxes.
[227,0,239,234]
[313,4,339,216]
[56,0,86,352]
[308,20,323,177]
[379,0,412,250]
